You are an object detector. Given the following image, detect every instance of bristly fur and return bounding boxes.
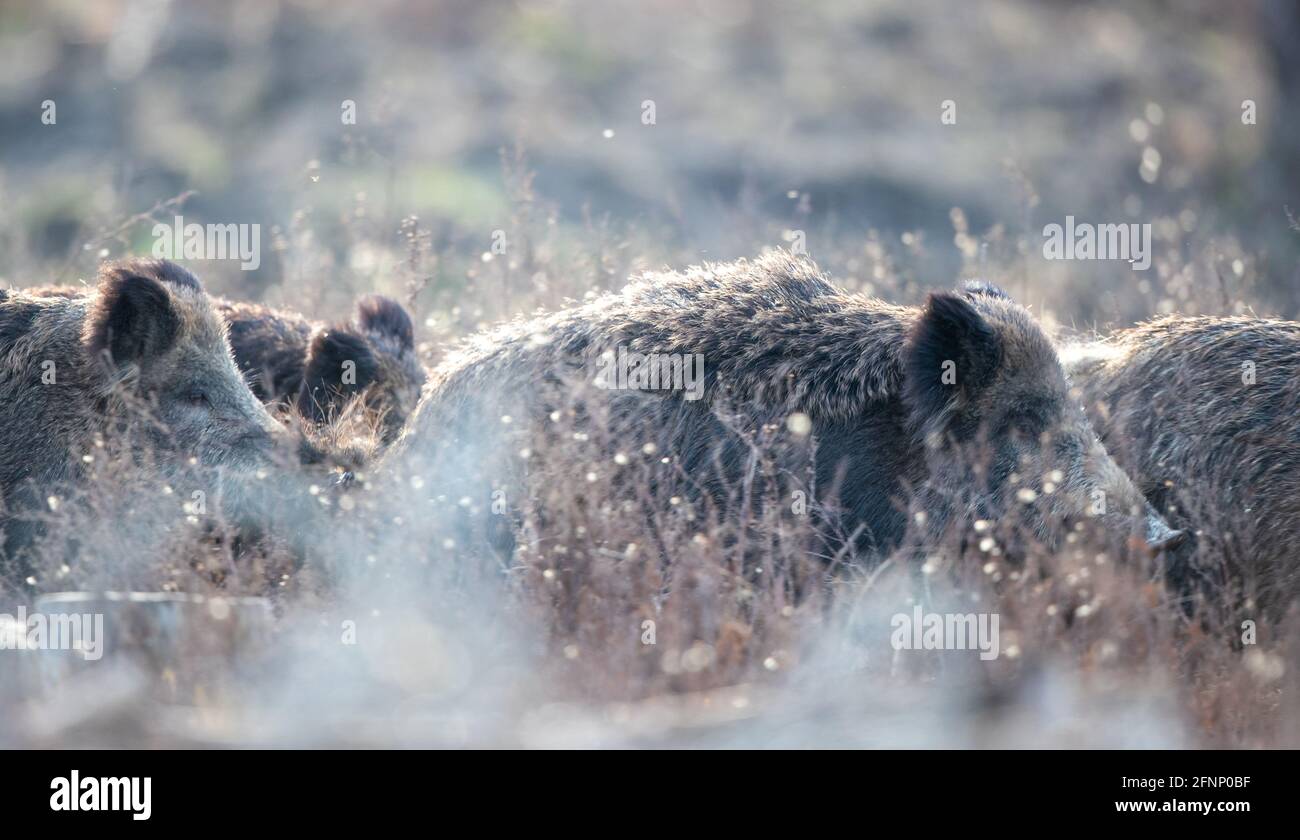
[1,258,288,582]
[97,258,202,292]
[391,251,1172,564]
[1067,315,1300,614]
[28,281,427,445]
[218,295,425,441]
[961,279,1010,300]
[410,252,915,427]
[299,328,381,421]
[355,294,415,353]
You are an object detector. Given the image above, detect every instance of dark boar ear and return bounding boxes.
[83,270,181,369]
[298,328,379,421]
[355,294,414,352]
[903,291,1002,431]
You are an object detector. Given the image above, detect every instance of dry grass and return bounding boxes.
[0,167,1296,748]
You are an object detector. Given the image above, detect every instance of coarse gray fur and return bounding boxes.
[385,252,1180,566]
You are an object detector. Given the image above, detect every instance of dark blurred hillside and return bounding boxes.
[1,0,1297,324]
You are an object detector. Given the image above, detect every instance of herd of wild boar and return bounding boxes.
[0,253,1295,617]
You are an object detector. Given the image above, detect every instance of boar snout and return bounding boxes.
[1144,505,1187,556]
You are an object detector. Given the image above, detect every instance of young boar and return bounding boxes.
[0,259,289,573]
[218,295,425,443]
[1066,316,1300,614]
[386,252,1182,565]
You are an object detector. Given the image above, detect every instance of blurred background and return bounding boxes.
[2,0,1298,335]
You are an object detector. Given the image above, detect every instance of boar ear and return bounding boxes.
[903,291,1002,429]
[298,328,379,421]
[355,294,414,353]
[83,270,181,370]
